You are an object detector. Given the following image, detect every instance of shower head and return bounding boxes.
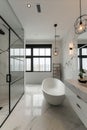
[0,29,5,35]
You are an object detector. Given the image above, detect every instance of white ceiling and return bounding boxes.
[8,0,87,41]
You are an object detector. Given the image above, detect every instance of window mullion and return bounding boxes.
[31,48,33,72]
[80,48,82,70]
[39,48,40,71]
[44,49,45,71]
[44,49,46,71]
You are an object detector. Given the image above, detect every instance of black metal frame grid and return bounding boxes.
[0,16,24,128]
[26,44,52,72]
[78,44,87,70]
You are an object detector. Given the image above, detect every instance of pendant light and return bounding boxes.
[74,0,87,34]
[53,24,58,56]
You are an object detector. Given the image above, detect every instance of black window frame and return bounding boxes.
[26,44,52,72]
[78,44,87,71]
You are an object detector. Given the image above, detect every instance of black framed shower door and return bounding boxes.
[0,16,24,128]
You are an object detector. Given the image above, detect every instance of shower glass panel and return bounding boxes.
[10,30,24,110]
[0,18,9,125]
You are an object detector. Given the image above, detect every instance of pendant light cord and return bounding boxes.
[54,24,57,50]
[80,0,82,23]
[55,26,56,50]
[80,0,81,16]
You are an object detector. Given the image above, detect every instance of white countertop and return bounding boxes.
[65,79,87,103]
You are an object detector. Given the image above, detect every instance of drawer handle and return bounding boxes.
[76,103,81,109]
[77,95,82,100]
[77,95,87,103]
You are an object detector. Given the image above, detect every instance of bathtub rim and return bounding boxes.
[42,78,65,96]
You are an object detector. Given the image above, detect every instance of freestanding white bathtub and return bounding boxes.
[42,78,65,105]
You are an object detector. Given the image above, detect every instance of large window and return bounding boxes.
[78,44,87,70]
[26,44,52,72]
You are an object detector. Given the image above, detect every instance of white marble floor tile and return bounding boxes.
[1,84,87,130]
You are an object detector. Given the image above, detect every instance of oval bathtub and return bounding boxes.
[42,78,65,105]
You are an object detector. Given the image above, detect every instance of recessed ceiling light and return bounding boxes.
[27,3,31,8]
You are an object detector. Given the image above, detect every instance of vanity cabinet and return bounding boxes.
[65,80,87,128]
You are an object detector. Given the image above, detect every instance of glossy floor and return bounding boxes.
[1,84,87,130]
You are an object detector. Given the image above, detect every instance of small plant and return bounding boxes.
[79,69,85,79]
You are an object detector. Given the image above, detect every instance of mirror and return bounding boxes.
[77,32,87,72]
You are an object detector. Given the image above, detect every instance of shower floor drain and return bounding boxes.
[0,107,3,110]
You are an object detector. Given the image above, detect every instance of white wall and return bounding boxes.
[61,27,78,81]
[26,72,52,84]
[25,40,62,84]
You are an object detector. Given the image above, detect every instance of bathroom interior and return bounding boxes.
[0,0,87,130]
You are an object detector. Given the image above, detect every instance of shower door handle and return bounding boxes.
[6,74,11,83]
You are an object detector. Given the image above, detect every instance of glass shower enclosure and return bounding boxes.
[0,16,24,127]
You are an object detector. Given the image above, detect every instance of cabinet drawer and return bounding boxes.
[72,102,87,128]
[65,87,87,128]
[75,95,87,116]
[66,87,87,115]
[65,87,76,103]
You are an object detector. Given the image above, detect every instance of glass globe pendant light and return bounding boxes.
[74,0,87,34]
